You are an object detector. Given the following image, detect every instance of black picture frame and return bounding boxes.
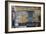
[5,1,45,33]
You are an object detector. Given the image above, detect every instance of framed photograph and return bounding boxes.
[5,1,45,33]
